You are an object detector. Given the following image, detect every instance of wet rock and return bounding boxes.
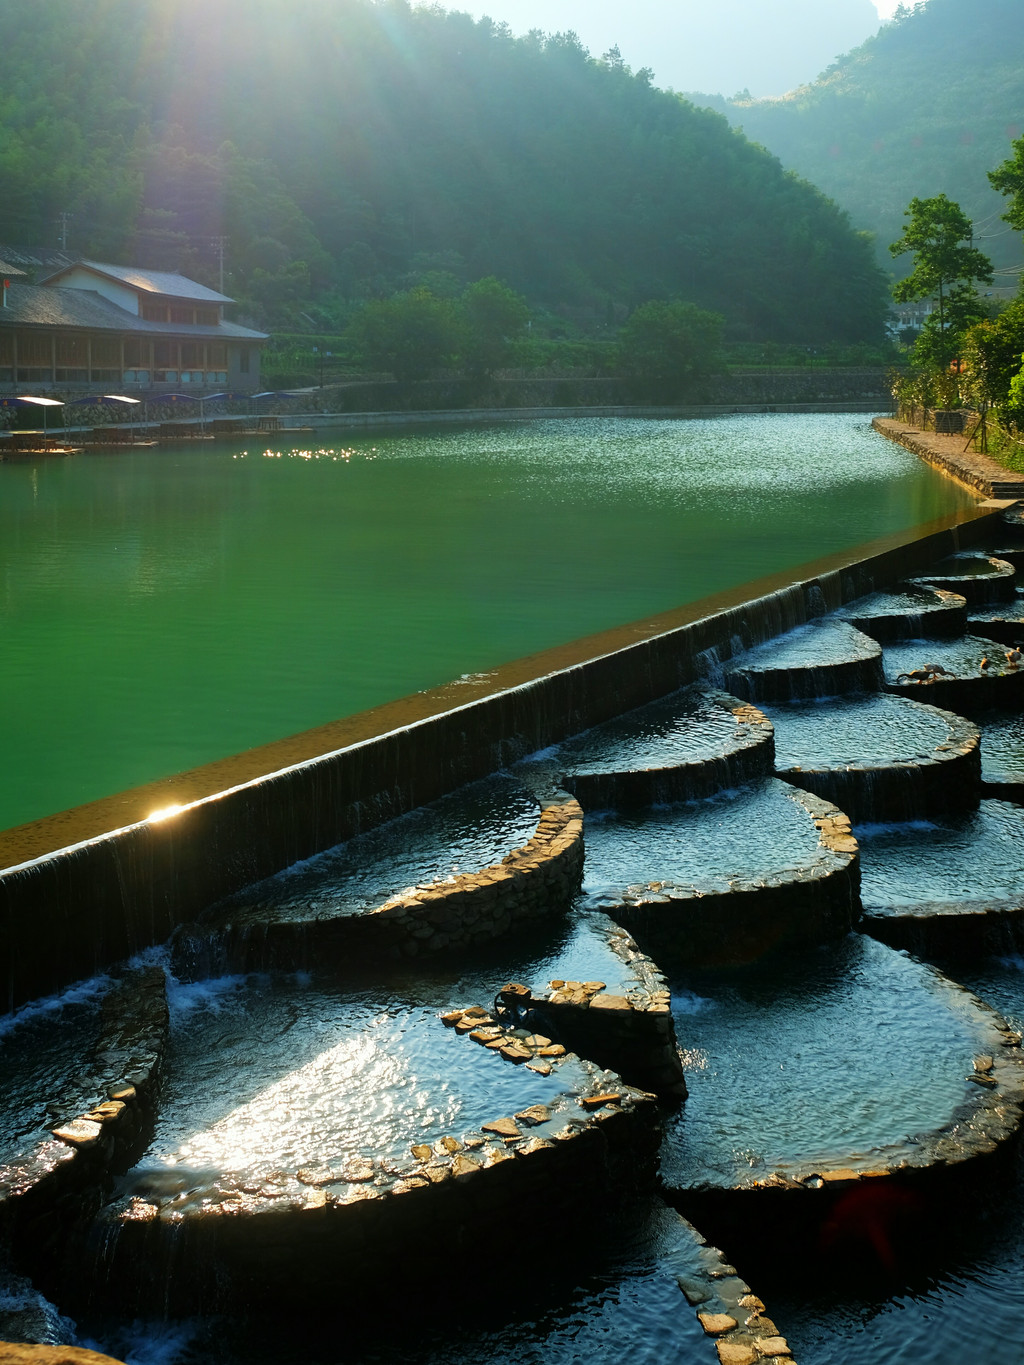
[716,1345,758,1365]
[676,1276,711,1305]
[440,1136,462,1154]
[746,1316,779,1335]
[698,1312,738,1335]
[523,1034,553,1048]
[481,1118,521,1139]
[526,1060,553,1076]
[589,994,632,1013]
[514,1105,551,1127]
[753,1338,791,1358]
[51,1120,103,1149]
[296,1165,336,1187]
[451,1154,482,1179]
[336,1159,376,1183]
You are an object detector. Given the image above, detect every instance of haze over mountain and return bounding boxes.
[448,0,888,97]
[688,0,1024,278]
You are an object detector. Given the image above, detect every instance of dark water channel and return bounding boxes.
[12,532,1024,1363]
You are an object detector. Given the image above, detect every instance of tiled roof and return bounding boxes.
[0,261,27,278]
[0,283,267,340]
[0,245,73,269]
[40,260,234,305]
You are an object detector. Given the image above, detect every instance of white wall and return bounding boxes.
[56,267,139,316]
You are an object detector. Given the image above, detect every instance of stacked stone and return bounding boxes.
[0,967,168,1317]
[612,788,860,966]
[88,1050,660,1313]
[176,796,585,976]
[775,703,981,825]
[371,796,584,957]
[562,693,775,809]
[472,946,688,1099]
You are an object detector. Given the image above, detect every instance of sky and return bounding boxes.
[447,0,914,97]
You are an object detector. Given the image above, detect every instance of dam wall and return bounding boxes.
[0,502,1006,1011]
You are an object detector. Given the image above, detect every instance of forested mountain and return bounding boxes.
[0,0,887,341]
[691,0,1024,279]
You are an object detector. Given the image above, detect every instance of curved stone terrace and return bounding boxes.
[659,935,1024,1203]
[908,552,1017,605]
[836,585,967,641]
[548,687,775,808]
[723,619,884,703]
[581,780,859,967]
[765,692,980,823]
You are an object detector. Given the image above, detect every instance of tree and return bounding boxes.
[617,300,724,395]
[890,195,993,367]
[345,288,460,382]
[458,277,530,378]
[990,135,1024,234]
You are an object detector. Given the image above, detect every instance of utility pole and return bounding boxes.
[57,211,72,253]
[209,235,228,293]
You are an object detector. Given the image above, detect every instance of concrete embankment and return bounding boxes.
[873,418,1024,499]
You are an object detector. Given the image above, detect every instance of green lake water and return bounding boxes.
[0,413,973,832]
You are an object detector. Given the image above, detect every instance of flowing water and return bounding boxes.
[773,955,1024,1365]
[766,693,961,770]
[7,445,1024,1364]
[554,686,742,775]
[213,773,539,925]
[858,801,1024,911]
[883,634,1012,681]
[120,971,586,1197]
[660,935,984,1190]
[581,779,830,898]
[0,975,112,1171]
[0,413,971,832]
[977,710,1024,784]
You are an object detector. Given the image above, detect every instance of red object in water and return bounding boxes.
[819,1181,926,1275]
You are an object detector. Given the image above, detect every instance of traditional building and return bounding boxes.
[0,260,267,392]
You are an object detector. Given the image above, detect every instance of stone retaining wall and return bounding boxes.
[606,791,860,967]
[174,797,584,978]
[885,667,1024,712]
[76,1063,660,1314]
[874,418,1024,499]
[724,628,884,704]
[775,704,981,824]
[862,898,1024,958]
[840,588,967,641]
[563,699,775,810]
[910,555,1016,606]
[3,968,167,1299]
[487,927,689,1100]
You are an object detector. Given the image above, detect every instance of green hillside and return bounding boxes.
[692,0,1024,281]
[0,0,887,342]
